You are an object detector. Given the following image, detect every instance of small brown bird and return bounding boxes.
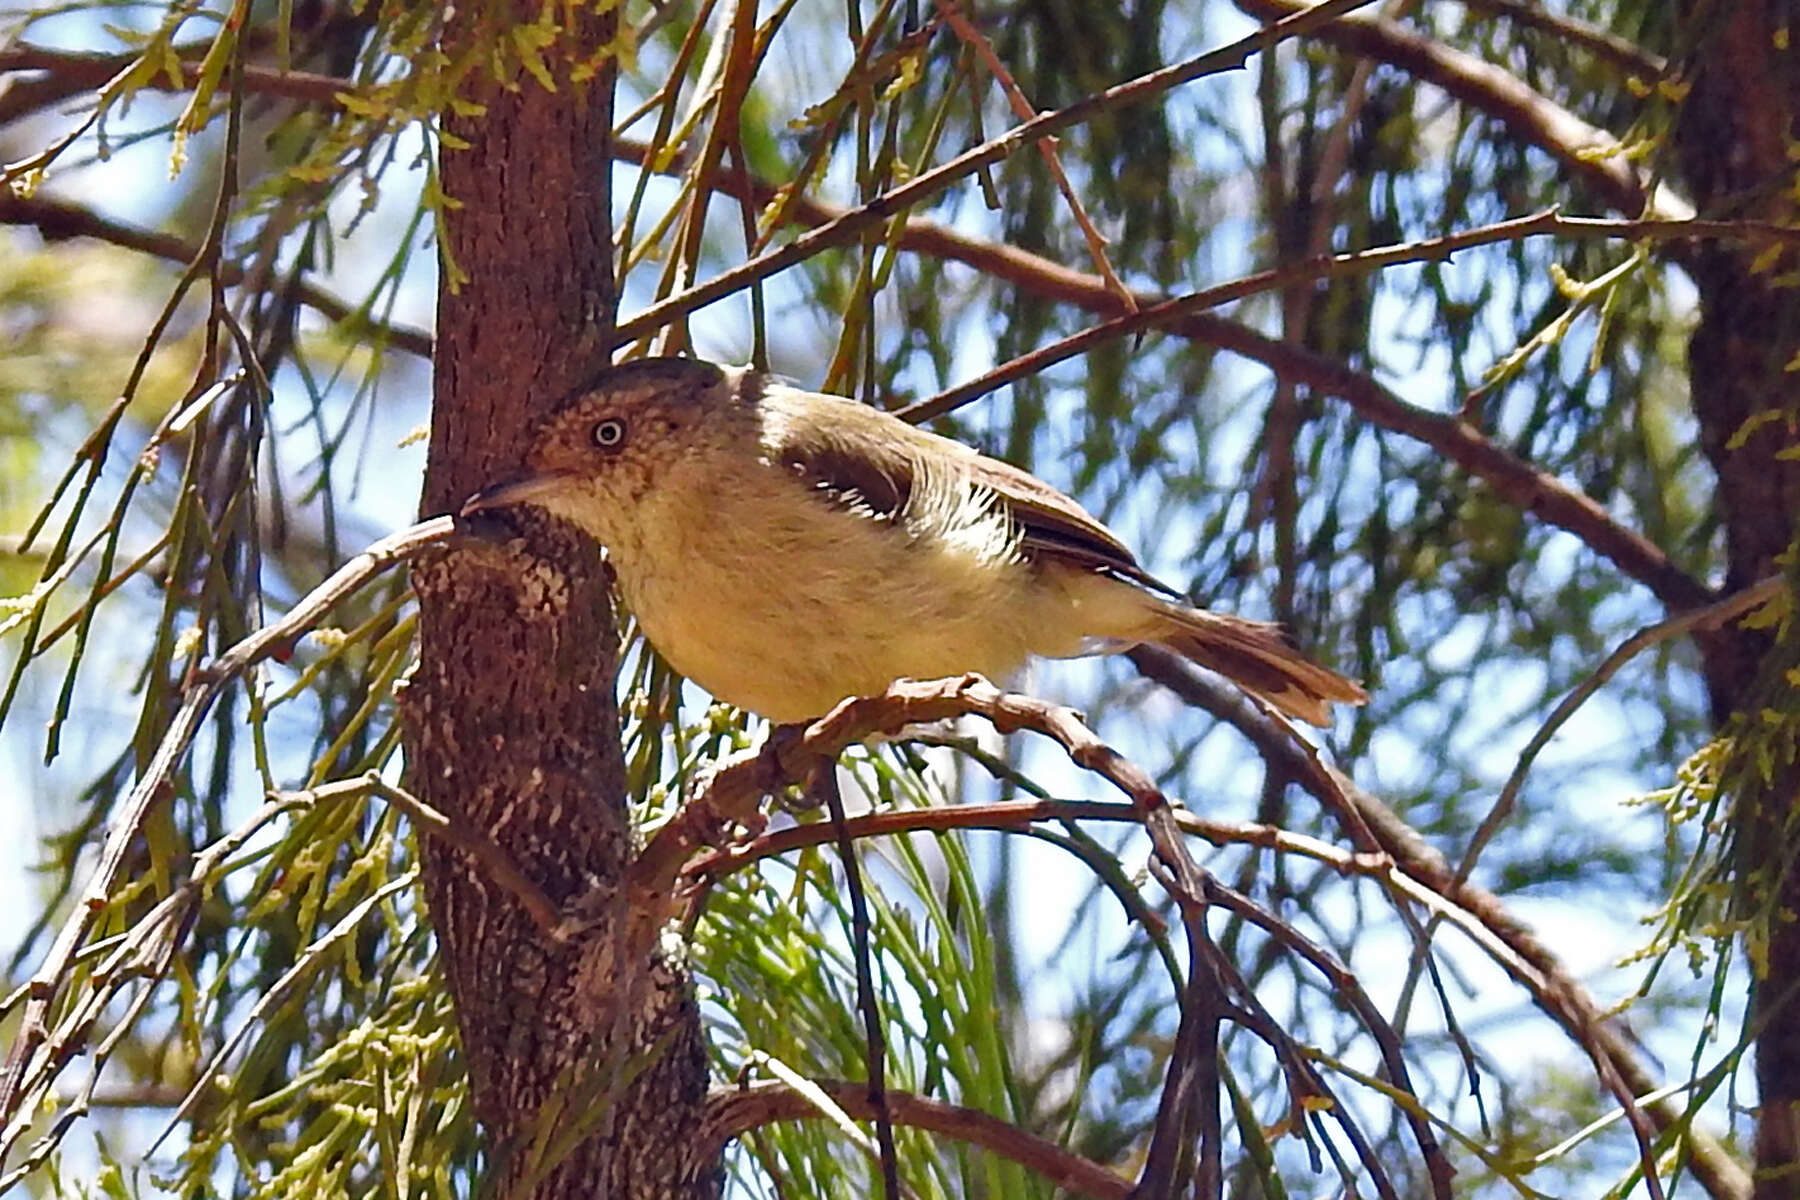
[462,358,1366,726]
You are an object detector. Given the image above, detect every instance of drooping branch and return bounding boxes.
[1150,306,1717,614]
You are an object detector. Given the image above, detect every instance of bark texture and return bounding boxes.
[403,5,715,1195]
[1674,0,1800,1192]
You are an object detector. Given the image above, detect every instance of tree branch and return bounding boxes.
[1458,0,1667,78]
[1467,573,1784,883]
[0,191,434,357]
[7,143,1719,619]
[893,210,1738,613]
[0,67,1733,627]
[705,1079,1132,1200]
[682,788,1567,1080]
[899,210,1800,428]
[1233,0,1692,219]
[0,42,351,122]
[635,674,1451,1200]
[281,774,565,940]
[610,0,1385,344]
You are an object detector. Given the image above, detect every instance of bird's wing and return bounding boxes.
[959,451,1177,595]
[763,384,1177,595]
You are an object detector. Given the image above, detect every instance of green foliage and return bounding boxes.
[696,753,1050,1197]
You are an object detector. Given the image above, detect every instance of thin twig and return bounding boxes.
[896,209,1800,427]
[151,872,418,1151]
[931,0,1135,310]
[683,794,1541,989]
[0,28,356,124]
[1192,912,1403,1200]
[1463,573,1784,884]
[0,42,352,109]
[278,774,565,939]
[666,0,763,354]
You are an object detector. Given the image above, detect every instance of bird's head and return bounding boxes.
[460,357,745,540]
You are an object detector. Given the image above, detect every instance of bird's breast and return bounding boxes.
[606,463,1046,721]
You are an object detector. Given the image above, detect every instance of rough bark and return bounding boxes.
[402,5,715,1196]
[1674,0,1800,1192]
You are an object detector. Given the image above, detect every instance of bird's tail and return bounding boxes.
[1146,602,1367,727]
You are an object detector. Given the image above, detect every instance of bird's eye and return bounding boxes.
[592,418,626,449]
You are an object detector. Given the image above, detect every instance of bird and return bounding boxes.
[460,357,1367,727]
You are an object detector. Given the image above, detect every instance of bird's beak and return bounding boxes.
[459,471,571,517]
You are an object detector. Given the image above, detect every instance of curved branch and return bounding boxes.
[683,794,1536,984]
[705,1079,1131,1200]
[1234,0,1692,220]
[1163,306,1717,613]
[0,192,434,358]
[892,211,1727,613]
[642,674,1452,1199]
[1459,0,1667,78]
[1468,573,1783,883]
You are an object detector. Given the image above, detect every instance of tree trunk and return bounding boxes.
[1675,1,1800,1192]
[403,6,716,1196]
